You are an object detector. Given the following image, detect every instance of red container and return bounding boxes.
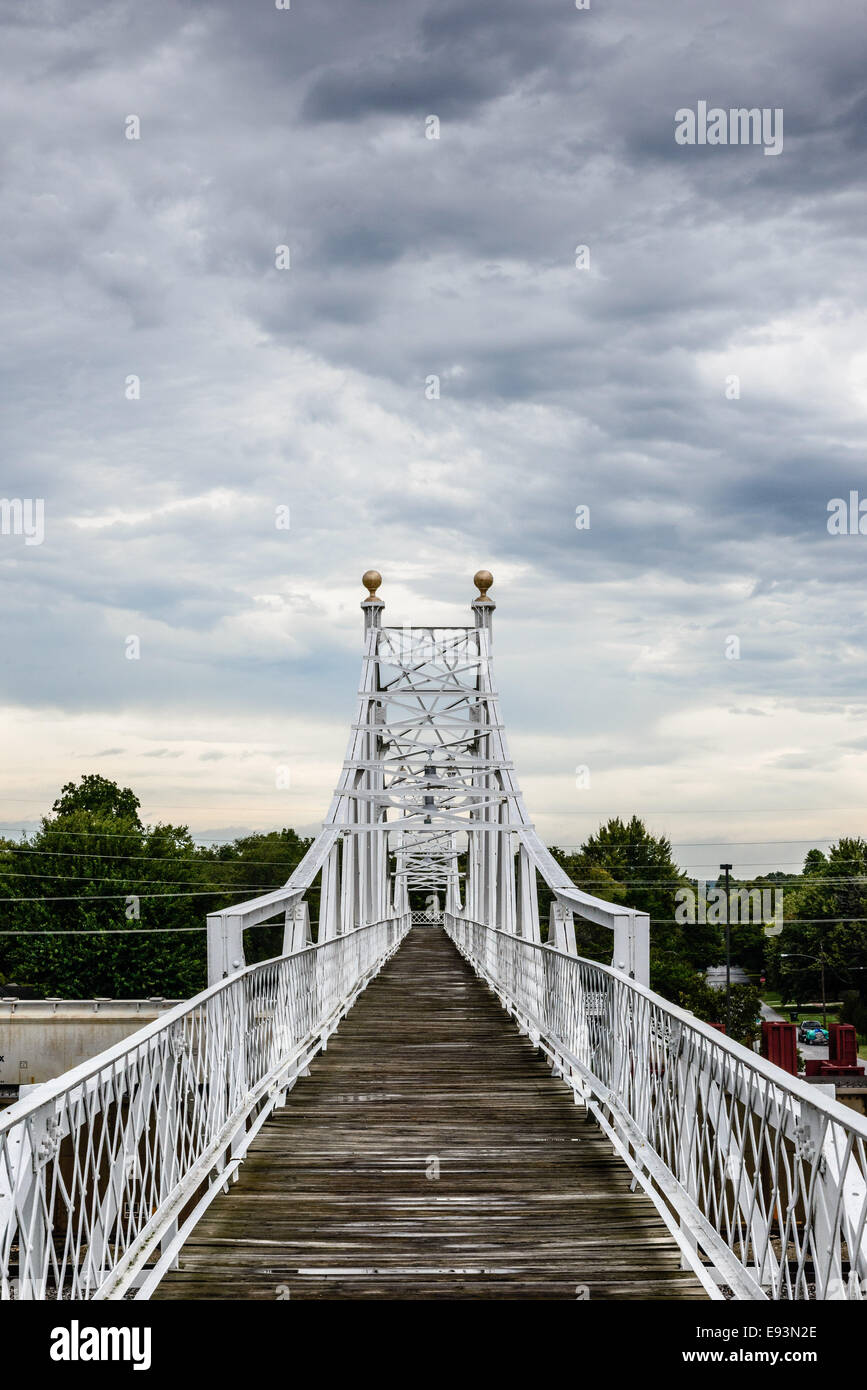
[761,1021,798,1076]
[829,1023,859,1067]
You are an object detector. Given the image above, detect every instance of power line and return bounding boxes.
[551,855,867,868]
[0,889,280,904]
[576,860,865,869]
[0,845,853,870]
[0,918,287,935]
[649,917,867,925]
[548,872,867,883]
[0,926,211,936]
[0,825,311,843]
[6,795,867,813]
[552,838,847,848]
[0,826,857,848]
[0,870,283,887]
[0,797,311,812]
[541,808,867,815]
[0,847,305,867]
[0,831,861,864]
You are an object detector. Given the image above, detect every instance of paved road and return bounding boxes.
[760,1001,828,1062]
[706,965,751,989]
[706,968,830,1061]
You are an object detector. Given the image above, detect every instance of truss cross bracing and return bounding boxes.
[206,572,649,987]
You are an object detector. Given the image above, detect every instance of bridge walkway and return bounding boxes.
[154,928,706,1300]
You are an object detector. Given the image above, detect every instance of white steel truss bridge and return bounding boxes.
[1,572,866,1301]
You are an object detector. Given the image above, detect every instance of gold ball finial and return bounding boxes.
[361,570,383,602]
[473,569,494,603]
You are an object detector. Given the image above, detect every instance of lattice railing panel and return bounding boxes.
[0,916,409,1300]
[445,914,867,1301]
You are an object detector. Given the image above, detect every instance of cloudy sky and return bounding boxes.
[1,0,866,879]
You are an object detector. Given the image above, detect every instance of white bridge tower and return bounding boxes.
[207,572,650,986]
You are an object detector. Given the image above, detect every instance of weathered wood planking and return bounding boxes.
[155,929,706,1301]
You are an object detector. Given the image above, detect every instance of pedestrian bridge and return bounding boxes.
[2,572,866,1301]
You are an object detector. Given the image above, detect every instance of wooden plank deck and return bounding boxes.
[154,928,707,1300]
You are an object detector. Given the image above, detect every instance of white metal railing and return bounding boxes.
[0,914,409,1301]
[445,913,867,1301]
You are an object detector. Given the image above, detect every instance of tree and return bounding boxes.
[766,840,867,1008]
[196,829,313,963]
[541,848,626,959]
[0,777,312,999]
[576,816,720,995]
[0,809,207,998]
[668,971,761,1047]
[841,989,867,1040]
[52,775,142,825]
[721,871,784,975]
[723,984,763,1047]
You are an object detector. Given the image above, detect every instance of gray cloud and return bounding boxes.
[1,0,866,868]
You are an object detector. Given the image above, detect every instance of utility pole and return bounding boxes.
[721,863,733,1034]
[820,954,827,1029]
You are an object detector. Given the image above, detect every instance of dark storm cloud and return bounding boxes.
[301,58,496,124]
[1,0,866,850]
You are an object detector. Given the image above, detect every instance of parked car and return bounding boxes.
[798,1019,829,1044]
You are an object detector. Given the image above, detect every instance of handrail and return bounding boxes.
[210,826,342,931]
[445,913,867,1301]
[0,914,410,1301]
[515,825,650,981]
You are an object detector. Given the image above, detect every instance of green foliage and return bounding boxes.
[718,870,783,973]
[664,970,761,1047]
[765,839,867,1009]
[196,829,314,965]
[542,848,626,959]
[547,818,771,1034]
[727,916,767,975]
[572,816,720,994]
[52,775,142,825]
[579,816,678,921]
[0,776,312,999]
[719,984,763,1047]
[9,777,867,1045]
[841,990,867,1039]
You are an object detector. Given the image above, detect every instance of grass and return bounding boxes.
[763,991,867,1062]
[760,990,841,1026]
